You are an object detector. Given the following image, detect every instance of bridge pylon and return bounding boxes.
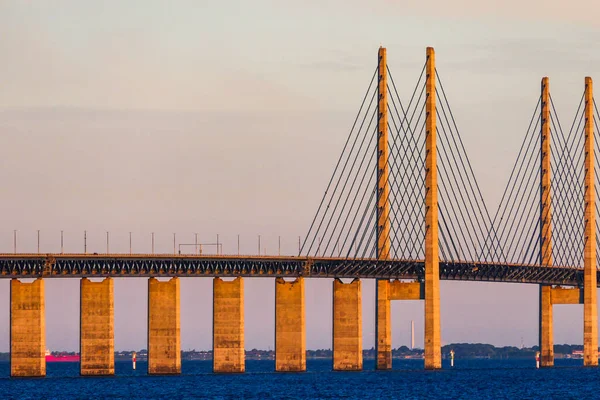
[538,77,599,368]
[539,77,554,368]
[583,77,598,366]
[375,46,442,370]
[375,46,392,370]
[424,46,441,370]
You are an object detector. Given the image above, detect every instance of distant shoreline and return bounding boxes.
[0,343,589,362]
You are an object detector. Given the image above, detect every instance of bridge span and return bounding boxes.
[5,46,600,377]
[3,252,594,377]
[0,253,591,286]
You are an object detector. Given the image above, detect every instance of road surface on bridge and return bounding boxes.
[0,253,590,287]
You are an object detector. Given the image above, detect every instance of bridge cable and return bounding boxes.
[496,111,542,263]
[300,68,377,256]
[318,107,378,256]
[436,71,505,262]
[547,104,585,267]
[489,98,541,263]
[386,79,427,259]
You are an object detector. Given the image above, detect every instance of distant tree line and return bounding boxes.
[440,343,585,359]
[0,344,589,362]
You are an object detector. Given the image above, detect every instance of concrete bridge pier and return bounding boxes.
[376,280,424,370]
[213,277,245,373]
[275,277,305,372]
[376,279,391,369]
[10,278,46,377]
[583,76,598,367]
[538,77,554,368]
[333,278,362,371]
[148,277,181,374]
[424,46,442,370]
[539,285,553,367]
[80,278,114,375]
[539,286,582,367]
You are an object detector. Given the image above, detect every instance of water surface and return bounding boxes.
[0,359,595,399]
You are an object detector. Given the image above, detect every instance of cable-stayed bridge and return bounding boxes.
[3,47,600,376]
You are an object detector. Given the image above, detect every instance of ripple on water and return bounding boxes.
[0,359,597,399]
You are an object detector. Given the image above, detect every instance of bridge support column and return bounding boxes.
[213,277,245,373]
[583,76,598,366]
[148,277,181,374]
[539,77,554,368]
[275,277,305,372]
[10,278,46,377]
[539,285,553,367]
[424,46,441,369]
[376,280,424,370]
[333,279,362,371]
[376,279,391,369]
[80,278,114,375]
[375,45,392,371]
[540,286,582,367]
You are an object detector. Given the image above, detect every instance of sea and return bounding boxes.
[0,359,597,399]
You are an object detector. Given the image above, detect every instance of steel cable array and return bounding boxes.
[434,70,503,265]
[301,64,503,266]
[490,91,588,268]
[300,68,379,258]
[594,99,600,268]
[300,59,594,273]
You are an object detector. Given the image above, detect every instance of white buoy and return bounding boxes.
[535,351,540,369]
[132,351,137,370]
[450,349,455,367]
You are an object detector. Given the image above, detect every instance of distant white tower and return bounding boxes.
[411,320,415,349]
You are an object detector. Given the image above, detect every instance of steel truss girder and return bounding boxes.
[0,255,590,286]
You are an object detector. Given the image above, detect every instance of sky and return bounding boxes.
[0,0,600,352]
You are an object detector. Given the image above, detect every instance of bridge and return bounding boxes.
[0,254,591,285]
[5,47,600,377]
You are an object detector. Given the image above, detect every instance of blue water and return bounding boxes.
[0,359,597,399]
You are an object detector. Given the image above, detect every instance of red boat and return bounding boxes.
[45,350,80,362]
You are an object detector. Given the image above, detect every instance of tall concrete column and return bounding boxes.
[424,46,441,369]
[275,277,305,372]
[11,278,46,377]
[375,46,392,372]
[333,279,362,371]
[583,76,598,366]
[148,277,181,374]
[80,278,114,375]
[540,77,552,267]
[376,279,391,370]
[538,77,554,368]
[213,277,245,373]
[539,285,553,367]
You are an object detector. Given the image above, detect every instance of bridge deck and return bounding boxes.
[0,253,589,286]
